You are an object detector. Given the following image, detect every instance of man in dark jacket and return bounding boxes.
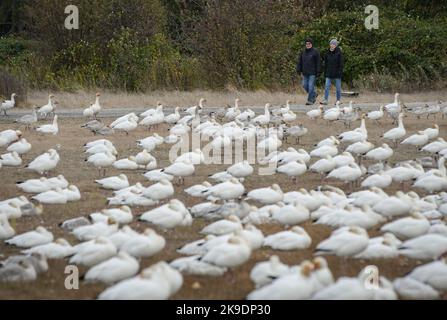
[321,39,344,105]
[296,38,321,105]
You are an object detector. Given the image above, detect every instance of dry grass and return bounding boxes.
[24,89,447,110]
[0,112,446,300]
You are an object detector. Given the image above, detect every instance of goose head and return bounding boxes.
[300,260,314,277]
[312,257,328,270]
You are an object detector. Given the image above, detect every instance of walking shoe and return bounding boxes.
[320,100,328,105]
[305,101,314,106]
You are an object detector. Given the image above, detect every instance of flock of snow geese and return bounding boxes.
[0,92,447,299]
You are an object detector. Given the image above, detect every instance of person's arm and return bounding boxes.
[315,50,322,77]
[296,52,303,74]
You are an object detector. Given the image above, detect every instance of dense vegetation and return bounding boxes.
[0,0,446,96]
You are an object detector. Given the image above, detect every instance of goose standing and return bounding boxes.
[15,108,37,129]
[86,151,116,176]
[162,160,195,185]
[401,131,429,148]
[253,104,271,126]
[306,105,323,121]
[366,105,384,124]
[364,143,393,162]
[37,94,56,118]
[26,149,60,175]
[1,93,16,115]
[382,113,406,147]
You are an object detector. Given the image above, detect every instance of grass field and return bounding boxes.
[0,108,446,300]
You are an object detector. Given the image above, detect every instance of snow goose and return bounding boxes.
[310,155,337,177]
[137,134,164,152]
[313,267,396,300]
[120,228,166,258]
[32,188,67,204]
[277,160,307,181]
[282,110,297,123]
[398,233,447,260]
[307,105,324,120]
[170,255,227,277]
[175,149,204,165]
[202,178,245,201]
[89,92,102,118]
[0,260,37,282]
[162,160,195,185]
[402,131,429,148]
[366,105,384,124]
[22,238,76,259]
[272,203,310,226]
[201,235,251,268]
[164,107,181,124]
[284,124,308,144]
[413,172,447,193]
[226,160,254,180]
[253,103,271,126]
[37,115,59,135]
[361,171,392,189]
[0,152,22,167]
[423,138,447,154]
[346,140,374,158]
[85,140,117,155]
[1,253,48,274]
[7,138,32,155]
[310,144,338,158]
[247,260,316,300]
[15,108,38,129]
[96,174,129,190]
[185,98,205,116]
[86,151,116,176]
[364,143,393,162]
[184,181,212,197]
[62,185,81,202]
[326,163,362,186]
[113,118,138,134]
[100,206,133,225]
[315,226,369,257]
[142,179,174,201]
[37,94,56,118]
[0,214,15,240]
[110,113,139,128]
[141,102,163,118]
[139,199,190,229]
[333,152,356,168]
[381,212,430,240]
[263,226,311,250]
[0,129,21,147]
[407,259,447,291]
[139,107,165,129]
[323,102,341,122]
[246,184,283,205]
[72,220,118,241]
[250,255,290,288]
[1,93,16,115]
[384,93,401,117]
[393,277,439,300]
[382,113,406,147]
[6,226,53,248]
[355,234,399,259]
[113,156,141,170]
[201,215,243,236]
[85,251,139,284]
[372,192,411,218]
[25,149,59,175]
[338,116,367,144]
[143,169,174,182]
[422,124,439,140]
[225,99,241,120]
[70,237,117,267]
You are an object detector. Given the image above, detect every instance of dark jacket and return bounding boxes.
[324,47,344,79]
[296,47,321,76]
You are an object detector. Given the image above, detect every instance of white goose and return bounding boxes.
[327,163,362,184]
[315,226,369,257]
[120,228,166,258]
[398,233,447,260]
[96,174,129,190]
[250,255,290,288]
[36,114,59,135]
[184,181,212,197]
[165,107,180,124]
[382,113,406,147]
[86,151,116,176]
[0,129,22,147]
[366,105,384,123]
[306,105,323,120]
[401,131,429,147]
[162,160,195,185]
[227,161,254,180]
[72,220,118,241]
[142,179,174,201]
[170,255,227,277]
[113,157,140,170]
[113,118,138,134]
[1,93,16,115]
[202,178,245,201]
[323,102,341,122]
[110,113,139,128]
[364,143,393,162]
[272,203,310,226]
[85,251,139,284]
[361,171,392,189]
[0,214,15,240]
[253,104,271,126]
[70,237,117,267]
[0,152,22,167]
[6,226,54,248]
[381,212,430,240]
[7,138,32,155]
[277,160,307,180]
[310,155,337,176]
[15,108,38,129]
[139,199,190,229]
[201,236,251,268]
[26,149,60,175]
[422,124,439,140]
[407,259,447,291]
[246,184,283,205]
[263,226,312,250]
[37,94,56,118]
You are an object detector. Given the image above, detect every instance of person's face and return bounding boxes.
[305,42,312,49]
[330,44,336,51]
